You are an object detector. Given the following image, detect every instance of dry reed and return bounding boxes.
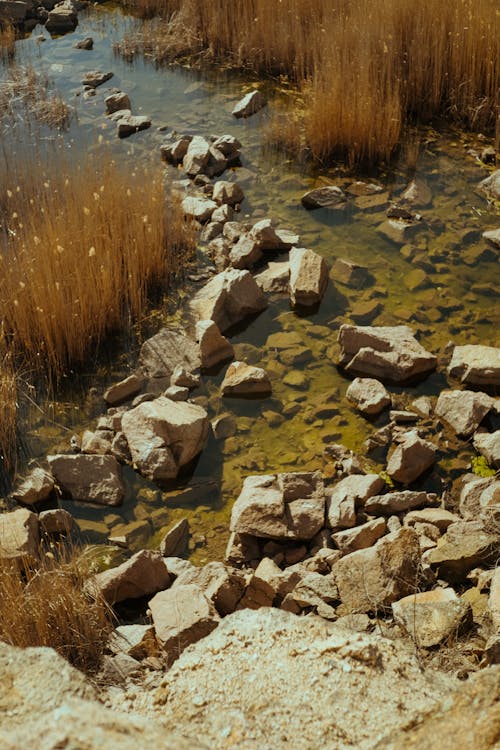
[0,65,72,130]
[0,347,18,473]
[0,547,113,673]
[0,149,196,377]
[117,0,500,165]
[0,20,16,62]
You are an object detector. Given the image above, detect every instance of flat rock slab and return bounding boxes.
[82,70,113,88]
[221,361,271,397]
[435,389,493,437]
[47,453,125,506]
[301,185,347,210]
[338,324,437,383]
[448,344,500,387]
[149,584,220,663]
[89,549,170,605]
[346,377,390,415]
[0,507,39,564]
[232,90,266,118]
[190,268,267,333]
[392,588,472,648]
[139,327,200,380]
[365,490,430,515]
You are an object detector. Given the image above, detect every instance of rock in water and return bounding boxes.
[190,268,267,333]
[289,247,329,307]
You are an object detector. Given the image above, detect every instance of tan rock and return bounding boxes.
[221,361,272,396]
[365,490,431,515]
[39,508,75,535]
[11,468,55,507]
[333,527,421,613]
[435,389,493,437]
[174,561,245,616]
[90,549,170,605]
[181,195,217,223]
[404,508,460,530]
[232,89,266,118]
[212,180,244,206]
[182,135,210,176]
[426,522,498,583]
[346,377,391,415]
[149,584,220,662]
[332,518,387,554]
[159,518,190,558]
[104,374,142,406]
[139,328,200,380]
[326,474,385,529]
[448,344,500,387]
[196,319,234,370]
[109,624,158,659]
[488,567,500,632]
[338,324,437,383]
[108,519,150,550]
[47,454,125,506]
[459,475,498,519]
[0,508,39,565]
[254,261,290,294]
[289,247,329,307]
[190,268,267,333]
[392,588,472,647]
[473,430,500,468]
[386,431,437,484]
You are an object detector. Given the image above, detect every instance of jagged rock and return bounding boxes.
[80,429,113,455]
[170,365,200,388]
[229,234,263,269]
[149,584,220,662]
[163,385,189,401]
[173,561,245,616]
[332,258,371,289]
[183,135,211,176]
[230,472,325,541]
[240,557,302,608]
[121,397,208,482]
[448,344,500,387]
[232,89,266,118]
[404,508,460,530]
[478,169,500,200]
[289,247,329,307]
[221,361,272,397]
[459,475,499,520]
[117,114,151,138]
[139,328,200,380]
[326,474,385,529]
[211,413,236,440]
[426,521,498,582]
[74,36,93,49]
[181,195,217,223]
[105,91,130,114]
[196,319,234,369]
[47,454,124,506]
[11,468,55,506]
[190,268,267,333]
[81,70,113,88]
[435,389,493,437]
[346,377,391,415]
[45,1,77,33]
[377,218,423,244]
[159,518,190,558]
[333,527,421,613]
[254,261,290,293]
[285,572,339,612]
[211,203,234,223]
[332,518,387,554]
[161,135,192,164]
[39,508,75,535]
[89,549,170,605]
[109,624,158,659]
[0,507,39,564]
[338,324,437,383]
[474,430,500,469]
[365,491,432,515]
[301,185,347,210]
[104,373,142,406]
[392,588,472,647]
[212,180,244,206]
[386,431,437,484]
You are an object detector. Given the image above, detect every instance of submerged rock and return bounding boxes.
[301,185,347,210]
[11,468,55,506]
[81,70,113,88]
[473,431,500,469]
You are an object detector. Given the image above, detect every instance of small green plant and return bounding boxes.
[379,470,396,489]
[471,455,496,477]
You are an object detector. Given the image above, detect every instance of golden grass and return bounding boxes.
[0,21,16,62]
[117,0,500,165]
[0,547,113,674]
[0,348,18,473]
[0,149,196,377]
[0,65,72,130]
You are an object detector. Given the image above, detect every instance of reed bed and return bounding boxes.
[0,150,196,377]
[117,0,499,164]
[0,548,113,674]
[0,65,72,130]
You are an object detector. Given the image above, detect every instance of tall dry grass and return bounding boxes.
[0,65,72,130]
[0,347,18,473]
[0,21,16,62]
[118,0,500,164]
[0,149,196,376]
[0,548,113,674]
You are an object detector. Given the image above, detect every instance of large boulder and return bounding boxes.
[0,508,39,565]
[289,247,329,307]
[435,389,493,437]
[338,325,437,383]
[221,361,272,397]
[448,344,500,387]
[333,527,421,613]
[47,454,125,506]
[386,431,437,484]
[230,472,325,541]
[190,268,267,333]
[182,135,211,177]
[45,0,78,33]
[139,328,200,380]
[89,549,170,605]
[121,397,209,482]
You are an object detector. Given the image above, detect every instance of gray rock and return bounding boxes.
[74,36,93,49]
[332,258,371,289]
[426,521,498,582]
[47,454,124,506]
[183,135,211,176]
[482,228,500,248]
[139,328,200,380]
[45,1,77,33]
[332,518,387,554]
[326,474,385,529]
[39,508,75,535]
[448,344,500,387]
[117,113,151,138]
[174,560,245,616]
[11,468,55,506]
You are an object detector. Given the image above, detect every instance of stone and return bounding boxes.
[332,258,371,289]
[104,373,142,406]
[346,377,390,415]
[121,397,209,482]
[338,324,437,383]
[448,344,500,387]
[0,0,31,22]
[212,180,244,206]
[221,361,271,396]
[109,624,158,659]
[11,468,55,506]
[105,91,130,114]
[386,431,437,484]
[163,385,189,401]
[365,491,431,515]
[39,508,75,535]
[183,135,211,177]
[116,114,150,138]
[0,508,39,565]
[174,561,245,616]
[459,475,498,520]
[251,219,296,251]
[435,389,493,437]
[229,234,263,270]
[254,261,290,294]
[181,195,217,223]
[211,203,234,223]
[159,518,190,557]
[426,522,498,582]
[488,567,500,632]
[196,320,234,369]
[149,584,220,662]
[289,247,329,307]
[326,474,385,529]
[332,518,387,554]
[401,178,432,207]
[392,588,472,647]
[377,218,423,244]
[45,1,77,33]
[74,36,93,49]
[301,185,347,210]
[211,413,236,440]
[139,328,200,380]
[474,430,500,469]
[286,572,339,610]
[230,472,325,542]
[478,169,500,200]
[232,89,266,118]
[80,429,112,455]
[333,527,421,613]
[47,454,125,506]
[108,520,150,550]
[170,365,200,388]
[482,228,500,248]
[81,70,113,88]
[211,134,242,158]
[89,549,170,605]
[190,268,267,333]
[404,508,460,531]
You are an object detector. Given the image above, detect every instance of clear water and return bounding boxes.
[2,6,499,563]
